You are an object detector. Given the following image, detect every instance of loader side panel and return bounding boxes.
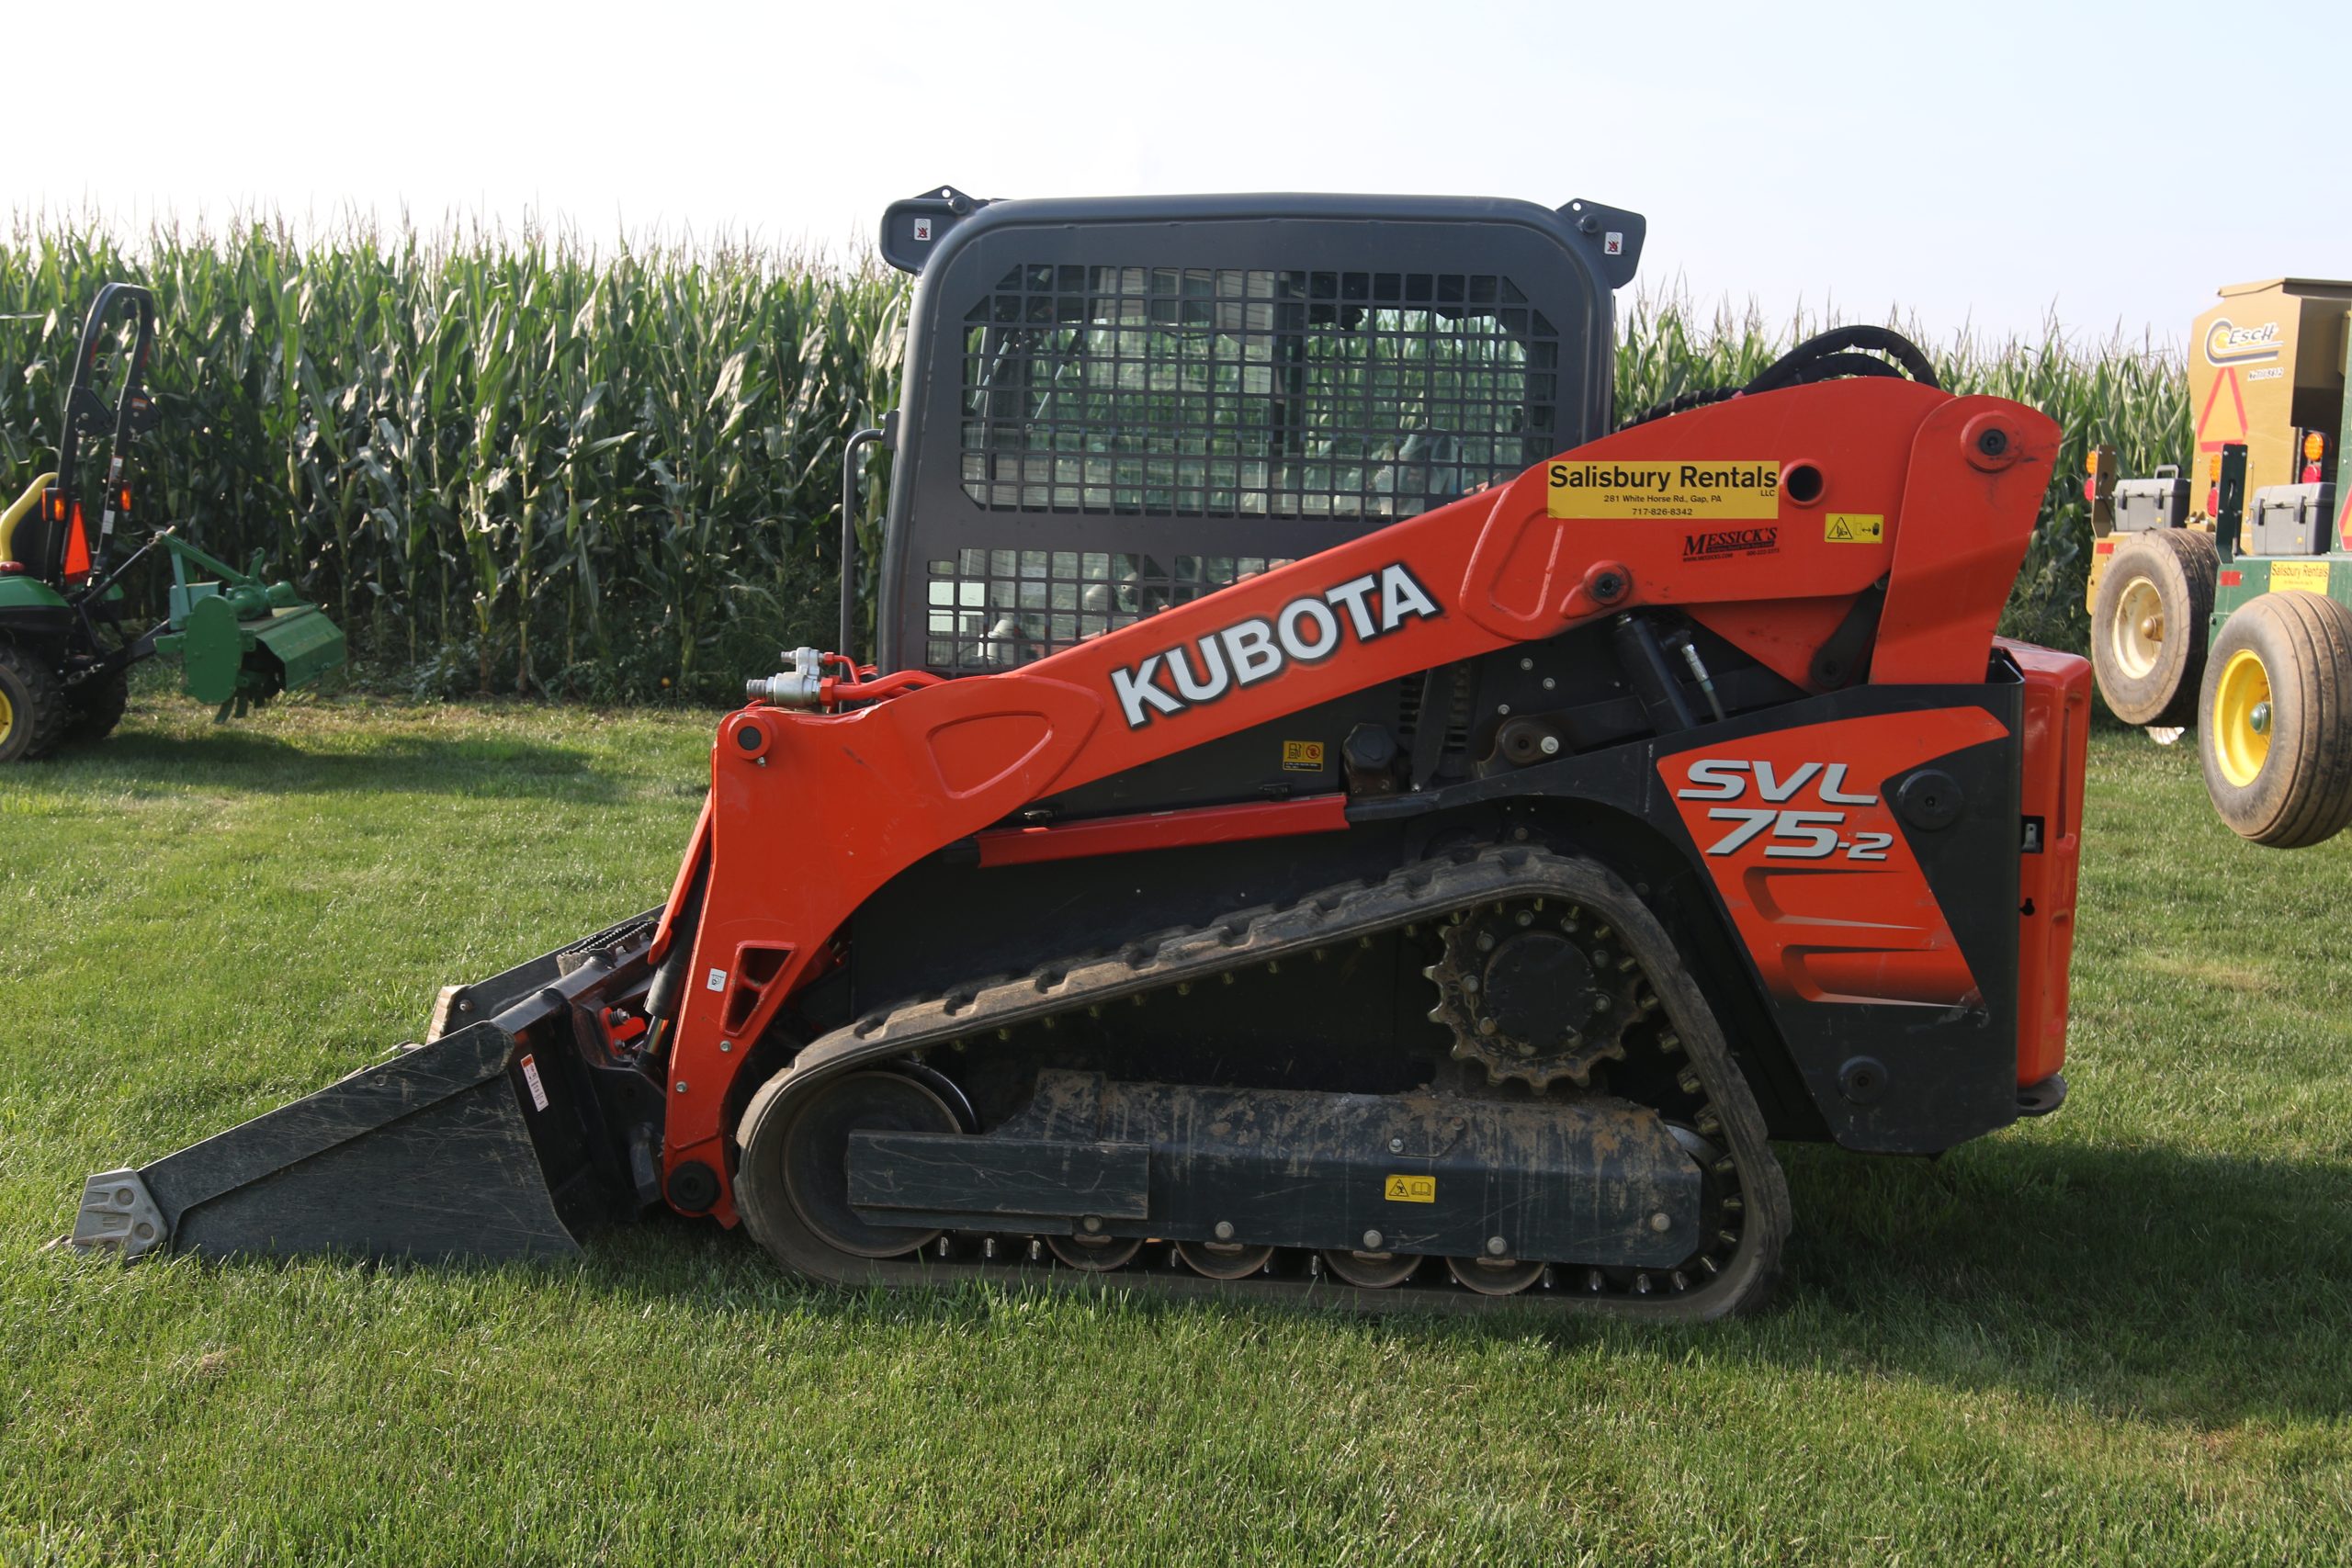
[2005,639,2090,1088]
[1649,688,2031,1151]
[1340,674,2039,1153]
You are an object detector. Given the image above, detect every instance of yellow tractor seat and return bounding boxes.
[0,472,57,568]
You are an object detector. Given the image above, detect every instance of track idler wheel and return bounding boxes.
[737,1069,961,1265]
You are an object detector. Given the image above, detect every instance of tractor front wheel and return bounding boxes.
[2198,592,2352,847]
[0,641,66,763]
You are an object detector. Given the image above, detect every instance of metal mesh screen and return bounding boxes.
[960,265,1558,520]
[925,547,1295,673]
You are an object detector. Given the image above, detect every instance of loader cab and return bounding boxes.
[873,187,1643,676]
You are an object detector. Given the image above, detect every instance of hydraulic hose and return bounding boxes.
[1618,324,1940,430]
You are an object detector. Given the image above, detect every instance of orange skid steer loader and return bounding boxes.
[71,189,2087,1319]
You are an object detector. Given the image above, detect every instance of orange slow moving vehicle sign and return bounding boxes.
[647,379,2062,1223]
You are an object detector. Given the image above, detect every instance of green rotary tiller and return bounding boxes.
[0,283,345,760]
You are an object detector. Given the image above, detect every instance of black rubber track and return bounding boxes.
[733,845,1792,1322]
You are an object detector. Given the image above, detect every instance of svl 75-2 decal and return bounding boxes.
[1675,759,1893,861]
[1658,712,2007,1009]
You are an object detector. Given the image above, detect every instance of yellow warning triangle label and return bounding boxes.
[1827,518,1854,540]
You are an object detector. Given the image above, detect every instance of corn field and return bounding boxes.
[0,220,2185,700]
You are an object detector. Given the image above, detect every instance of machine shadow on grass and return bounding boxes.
[51,726,631,803]
[525,1135,2352,1427]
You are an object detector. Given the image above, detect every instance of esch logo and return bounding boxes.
[1112,563,1441,729]
[2203,318,2282,367]
[1683,526,1779,559]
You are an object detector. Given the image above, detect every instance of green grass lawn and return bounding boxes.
[4,691,2349,1565]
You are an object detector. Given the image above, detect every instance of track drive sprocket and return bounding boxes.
[1423,898,1645,1089]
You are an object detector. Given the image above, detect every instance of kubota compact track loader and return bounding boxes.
[71,189,2089,1318]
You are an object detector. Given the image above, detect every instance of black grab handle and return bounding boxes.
[56,281,160,570]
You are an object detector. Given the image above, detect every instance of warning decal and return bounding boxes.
[1282,739,1327,772]
[1824,513,1884,544]
[1384,1175,1436,1203]
[518,1054,551,1111]
[1546,460,1780,520]
[2270,560,2331,594]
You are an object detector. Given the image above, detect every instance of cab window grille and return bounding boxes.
[925,548,1294,673]
[959,265,1557,520]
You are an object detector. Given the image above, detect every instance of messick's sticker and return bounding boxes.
[1282,739,1326,772]
[2271,560,2331,593]
[1825,513,1884,544]
[1384,1175,1436,1203]
[518,1054,551,1111]
[1547,460,1779,520]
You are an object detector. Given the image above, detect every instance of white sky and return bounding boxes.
[23,0,2347,349]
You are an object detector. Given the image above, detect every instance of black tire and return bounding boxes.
[0,641,67,763]
[63,668,130,744]
[2091,529,2217,727]
[2197,592,2352,848]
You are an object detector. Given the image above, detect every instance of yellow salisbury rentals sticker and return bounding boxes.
[2270,560,2331,594]
[1546,460,1780,520]
[1384,1175,1436,1203]
[1824,513,1883,544]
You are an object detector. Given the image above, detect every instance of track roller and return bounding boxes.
[1446,1256,1546,1296]
[1176,1239,1276,1280]
[1047,1234,1144,1271]
[1321,1249,1422,1289]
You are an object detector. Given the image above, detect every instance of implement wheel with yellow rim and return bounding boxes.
[2091,529,2217,727]
[2198,592,2352,847]
[0,641,66,764]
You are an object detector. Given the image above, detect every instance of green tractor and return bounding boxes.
[2086,276,2352,847]
[0,283,345,762]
